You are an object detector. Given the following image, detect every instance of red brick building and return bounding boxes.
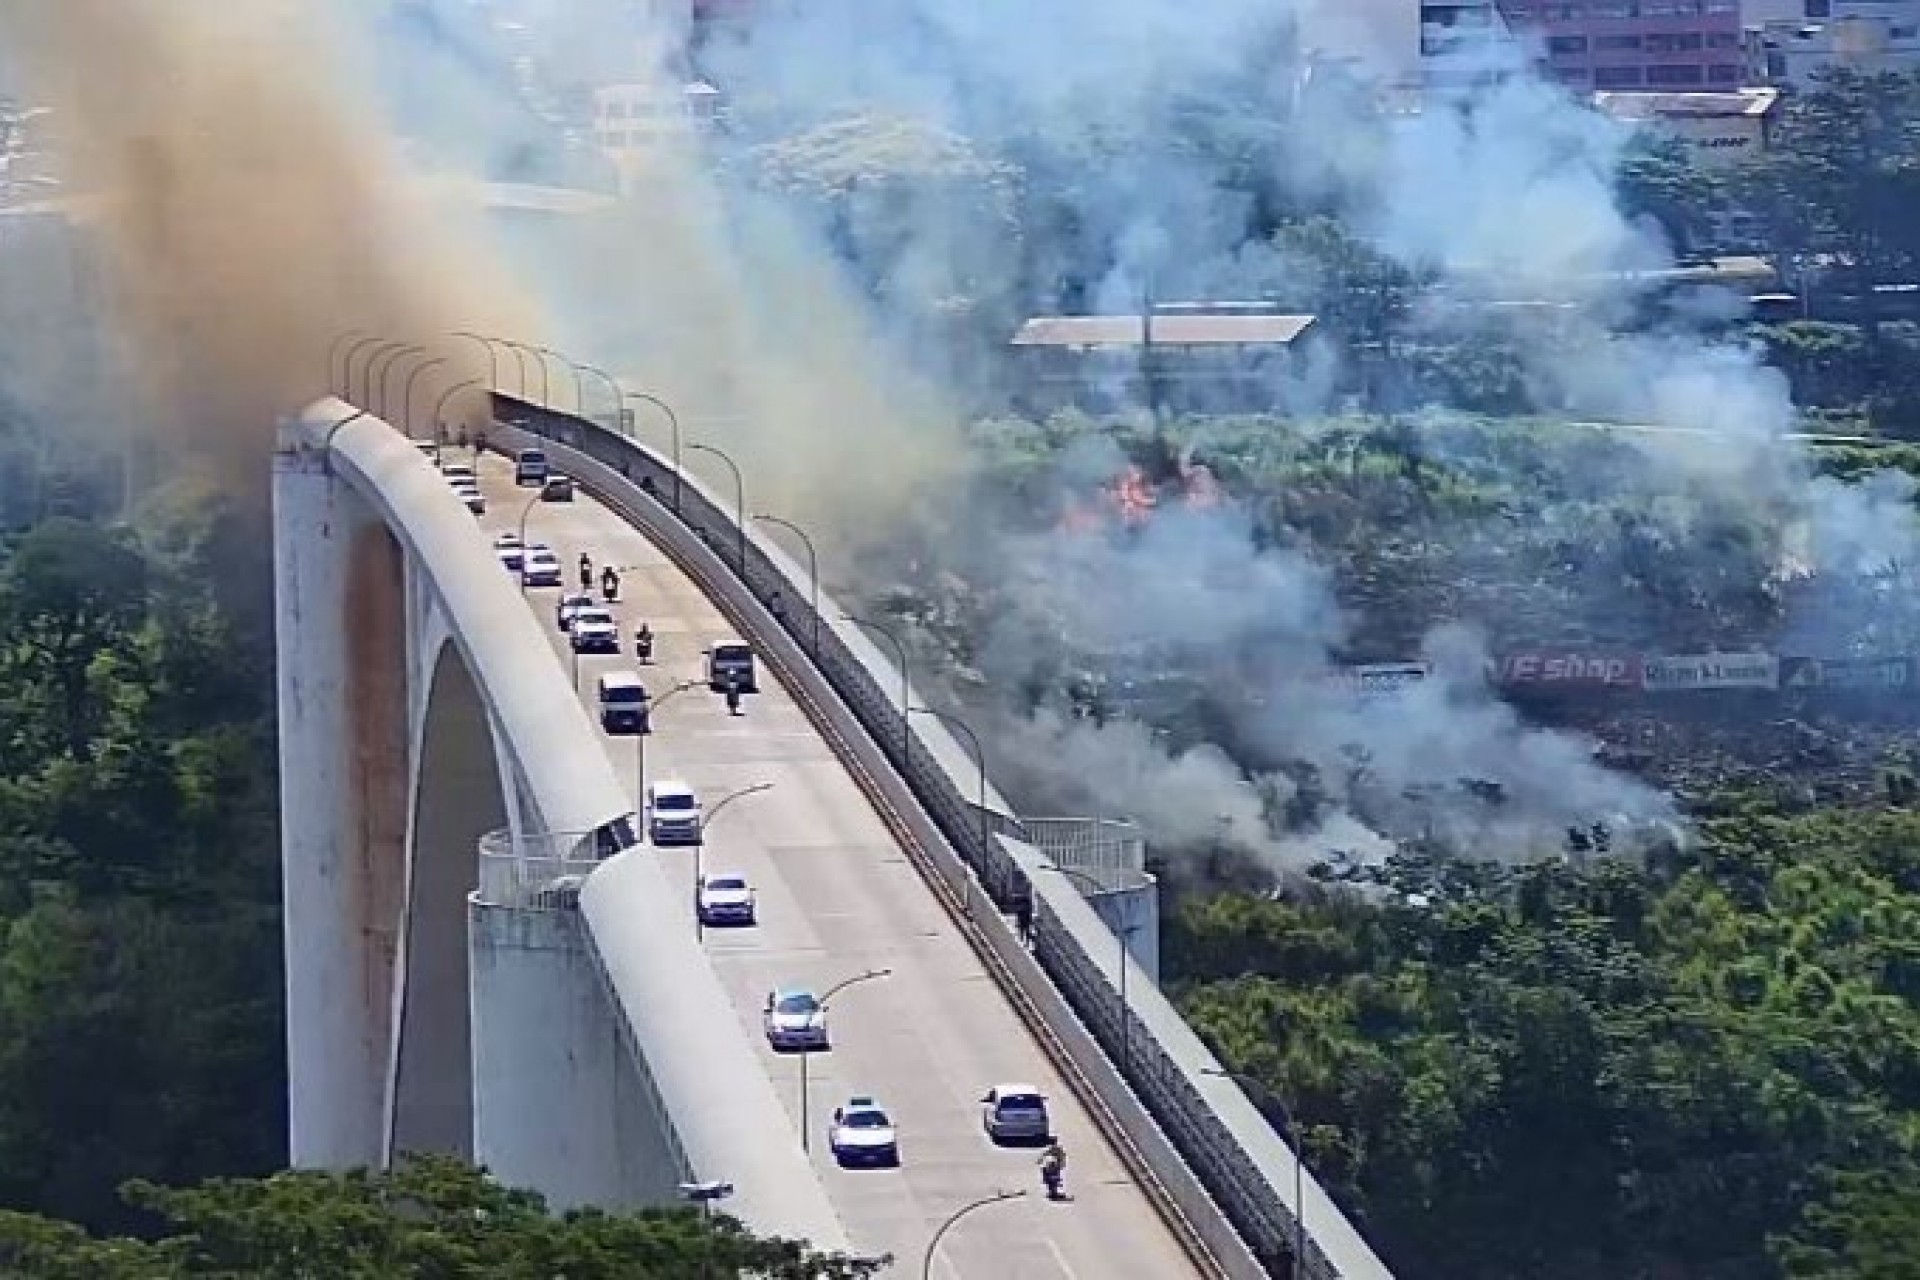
[1496,0,1746,89]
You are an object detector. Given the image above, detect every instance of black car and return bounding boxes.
[542,474,575,502]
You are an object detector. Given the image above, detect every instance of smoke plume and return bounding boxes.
[0,0,540,486]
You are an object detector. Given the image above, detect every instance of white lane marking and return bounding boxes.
[1044,1236,1083,1280]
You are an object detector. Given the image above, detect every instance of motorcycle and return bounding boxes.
[635,626,654,663]
[1040,1152,1066,1200]
[601,569,621,603]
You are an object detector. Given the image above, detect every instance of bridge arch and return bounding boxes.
[273,398,846,1247]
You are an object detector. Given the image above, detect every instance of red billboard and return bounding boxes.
[1498,652,1643,688]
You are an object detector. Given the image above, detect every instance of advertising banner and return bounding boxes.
[1330,662,1430,697]
[1782,656,1914,691]
[1498,652,1643,688]
[1642,652,1779,692]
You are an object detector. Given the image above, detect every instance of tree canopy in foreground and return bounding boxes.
[0,1155,885,1279]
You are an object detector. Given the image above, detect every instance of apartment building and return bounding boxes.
[1496,1,1747,89]
[1743,0,1920,87]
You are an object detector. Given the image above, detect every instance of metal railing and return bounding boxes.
[1022,816,1151,894]
[492,398,1393,1279]
[476,827,604,910]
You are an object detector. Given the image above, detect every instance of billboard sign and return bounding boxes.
[1642,652,1779,692]
[1498,652,1643,687]
[1782,656,1913,691]
[1329,662,1430,698]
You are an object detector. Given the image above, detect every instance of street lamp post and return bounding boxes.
[451,330,503,391]
[1202,1067,1307,1280]
[799,968,892,1153]
[347,337,399,408]
[842,613,911,760]
[1045,863,1139,1076]
[381,348,431,424]
[920,1190,1026,1280]
[461,332,532,400]
[538,346,584,415]
[693,782,774,943]
[432,377,486,447]
[366,343,422,418]
[753,514,819,652]
[400,357,448,440]
[633,680,703,815]
[687,442,748,576]
[327,328,369,394]
[909,706,988,916]
[577,363,623,429]
[342,335,392,406]
[624,392,683,513]
[515,341,550,406]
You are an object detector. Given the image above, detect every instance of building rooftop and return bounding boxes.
[1011,313,1318,349]
[1593,87,1782,121]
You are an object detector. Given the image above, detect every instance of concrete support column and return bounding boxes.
[273,446,410,1168]
[469,898,675,1210]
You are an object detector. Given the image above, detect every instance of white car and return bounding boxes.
[696,872,757,926]
[555,592,598,632]
[521,549,562,588]
[980,1084,1051,1144]
[827,1097,899,1167]
[763,988,829,1052]
[569,607,620,654]
[452,483,486,515]
[493,532,525,572]
[441,463,477,486]
[645,779,702,845]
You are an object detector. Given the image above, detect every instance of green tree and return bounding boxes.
[1616,131,1726,257]
[0,1156,886,1278]
[1737,68,1920,313]
[743,113,1023,338]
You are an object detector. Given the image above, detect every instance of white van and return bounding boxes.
[645,779,703,845]
[596,671,650,735]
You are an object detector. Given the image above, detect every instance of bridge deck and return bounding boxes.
[473,454,1198,1277]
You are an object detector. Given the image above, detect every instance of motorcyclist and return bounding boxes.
[1039,1140,1067,1197]
[724,677,742,716]
[635,623,654,663]
[578,553,593,591]
[601,565,620,602]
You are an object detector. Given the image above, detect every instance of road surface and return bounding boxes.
[470,451,1200,1278]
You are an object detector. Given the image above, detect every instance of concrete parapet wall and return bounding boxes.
[490,398,1395,1279]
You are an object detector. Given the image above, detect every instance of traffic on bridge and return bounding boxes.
[459,442,1201,1277]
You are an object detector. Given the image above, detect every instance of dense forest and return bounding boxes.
[0,493,284,1234]
[0,1157,881,1278]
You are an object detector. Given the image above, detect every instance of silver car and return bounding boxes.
[763,988,829,1052]
[980,1084,1051,1143]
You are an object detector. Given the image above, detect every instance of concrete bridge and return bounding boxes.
[272,390,1396,1279]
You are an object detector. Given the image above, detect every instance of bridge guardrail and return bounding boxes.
[491,399,1394,1280]
[476,828,603,909]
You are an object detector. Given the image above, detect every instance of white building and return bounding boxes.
[589,79,723,191]
[1743,0,1920,87]
[1592,86,1782,168]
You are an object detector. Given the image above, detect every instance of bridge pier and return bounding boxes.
[469,898,670,1210]
[273,445,410,1169]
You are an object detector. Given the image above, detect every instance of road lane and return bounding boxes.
[469,451,1199,1277]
